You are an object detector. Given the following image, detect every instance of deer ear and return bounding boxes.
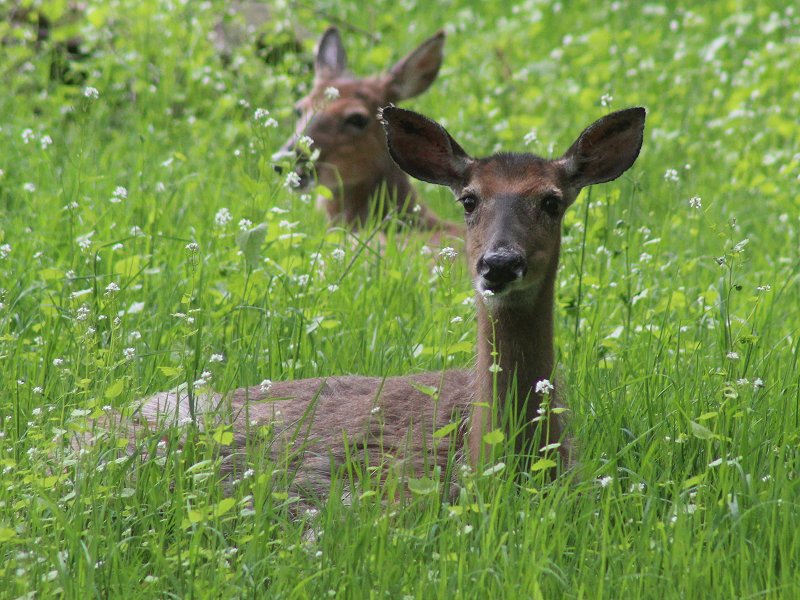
[561,107,646,189]
[381,106,471,189]
[384,31,445,102]
[315,27,347,81]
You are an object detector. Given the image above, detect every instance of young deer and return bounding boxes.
[132,107,646,496]
[275,27,462,236]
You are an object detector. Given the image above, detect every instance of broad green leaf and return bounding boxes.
[105,379,125,399]
[433,422,458,439]
[530,458,557,472]
[212,427,234,446]
[482,429,504,445]
[0,528,16,542]
[408,477,438,496]
[236,223,268,265]
[214,498,236,517]
[689,421,714,440]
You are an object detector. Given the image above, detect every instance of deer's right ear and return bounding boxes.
[384,31,445,102]
[380,106,471,189]
[315,27,346,81]
[561,107,646,190]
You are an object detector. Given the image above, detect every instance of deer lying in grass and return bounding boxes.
[275,27,462,236]
[131,106,645,497]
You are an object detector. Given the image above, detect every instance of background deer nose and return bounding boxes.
[271,149,296,174]
[478,250,527,286]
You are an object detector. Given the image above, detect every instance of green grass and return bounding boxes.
[1,0,799,597]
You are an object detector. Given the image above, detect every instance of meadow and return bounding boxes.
[1,0,799,597]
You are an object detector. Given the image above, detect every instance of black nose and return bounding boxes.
[478,250,527,288]
[271,149,297,175]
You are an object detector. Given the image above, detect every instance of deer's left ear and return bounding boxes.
[384,31,445,102]
[315,27,347,81]
[560,107,646,189]
[381,106,471,189]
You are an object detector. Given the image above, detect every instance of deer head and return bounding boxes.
[381,106,646,308]
[276,27,445,223]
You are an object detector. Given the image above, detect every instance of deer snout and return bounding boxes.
[477,250,527,292]
[271,148,296,174]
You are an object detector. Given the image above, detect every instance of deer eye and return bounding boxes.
[294,106,302,118]
[540,194,561,217]
[459,194,478,215]
[344,113,370,129]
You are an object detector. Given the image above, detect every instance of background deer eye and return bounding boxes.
[541,194,560,217]
[344,113,370,129]
[460,195,478,214]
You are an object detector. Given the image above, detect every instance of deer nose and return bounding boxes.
[478,250,527,288]
[271,149,296,174]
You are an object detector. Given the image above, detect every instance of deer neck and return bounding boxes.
[471,252,559,459]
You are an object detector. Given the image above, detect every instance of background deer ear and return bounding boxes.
[381,106,471,189]
[315,27,347,81]
[561,107,646,189]
[384,31,445,102]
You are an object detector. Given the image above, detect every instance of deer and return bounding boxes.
[274,27,462,237]
[121,106,646,499]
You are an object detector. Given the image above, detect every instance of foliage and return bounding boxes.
[0,0,798,597]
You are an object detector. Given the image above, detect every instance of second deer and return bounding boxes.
[131,106,646,496]
[275,27,462,236]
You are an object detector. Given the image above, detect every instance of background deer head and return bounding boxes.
[276,27,445,226]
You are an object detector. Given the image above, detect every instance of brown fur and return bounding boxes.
[115,106,645,499]
[277,27,462,237]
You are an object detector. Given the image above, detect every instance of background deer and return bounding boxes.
[128,106,645,496]
[275,27,462,236]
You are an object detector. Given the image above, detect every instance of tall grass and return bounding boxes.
[1,0,798,597]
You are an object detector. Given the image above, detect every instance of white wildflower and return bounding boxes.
[535,379,554,395]
[488,363,502,373]
[726,351,739,360]
[105,282,120,295]
[284,171,302,189]
[123,347,135,360]
[215,207,232,226]
[600,93,614,107]
[689,196,702,208]
[83,86,100,99]
[439,246,458,260]
[260,379,272,393]
[663,168,679,182]
[523,129,538,145]
[331,248,345,261]
[23,182,36,193]
[110,186,127,204]
[598,476,614,488]
[324,86,340,101]
[210,353,224,363]
[0,244,10,259]
[238,218,252,231]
